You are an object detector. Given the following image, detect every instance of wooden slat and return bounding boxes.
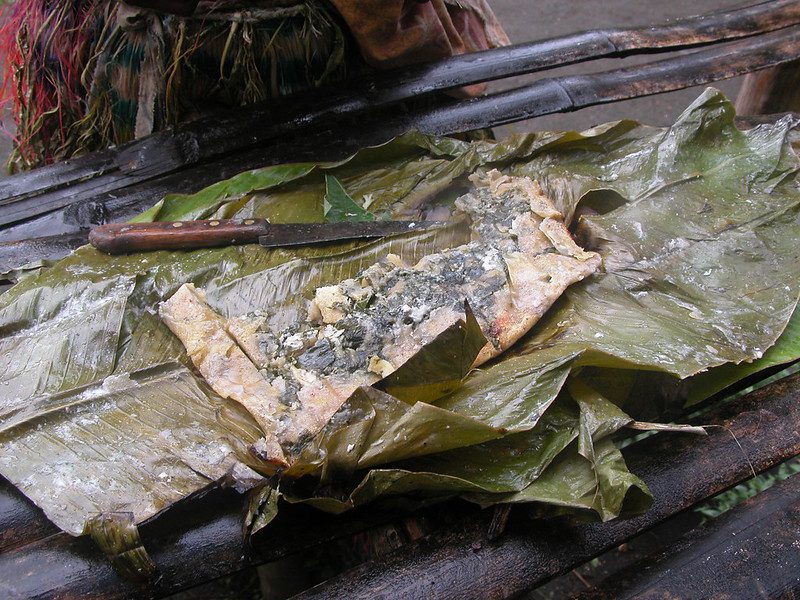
[736,58,800,114]
[410,25,800,132]
[0,232,88,275]
[0,482,57,555]
[0,372,798,600]
[574,471,800,599]
[0,488,427,600]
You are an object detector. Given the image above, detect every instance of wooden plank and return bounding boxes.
[0,481,57,555]
[0,372,798,600]
[528,510,705,598]
[574,471,800,599]
[0,233,88,275]
[736,58,800,114]
[0,489,435,600]
[0,0,798,228]
[292,372,800,600]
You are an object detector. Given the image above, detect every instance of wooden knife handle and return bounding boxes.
[89,219,268,254]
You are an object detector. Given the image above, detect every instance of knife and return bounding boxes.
[89,219,440,254]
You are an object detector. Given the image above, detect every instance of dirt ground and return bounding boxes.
[487,0,749,134]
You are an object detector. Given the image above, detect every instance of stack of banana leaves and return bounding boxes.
[0,89,798,566]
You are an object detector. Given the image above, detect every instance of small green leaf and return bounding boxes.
[133,163,319,223]
[323,175,376,222]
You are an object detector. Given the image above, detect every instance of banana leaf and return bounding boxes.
[0,224,472,534]
[0,362,263,535]
[283,385,649,522]
[0,89,798,542]
[683,305,800,405]
[86,512,157,582]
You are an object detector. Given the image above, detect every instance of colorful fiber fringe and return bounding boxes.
[0,1,350,171]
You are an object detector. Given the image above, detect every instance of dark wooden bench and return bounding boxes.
[0,2,799,598]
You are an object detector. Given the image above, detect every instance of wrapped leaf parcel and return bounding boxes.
[0,89,798,539]
[160,170,602,473]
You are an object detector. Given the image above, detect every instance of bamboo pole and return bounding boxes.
[574,474,800,599]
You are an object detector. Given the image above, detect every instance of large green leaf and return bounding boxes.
[286,351,576,482]
[282,400,582,513]
[0,89,798,538]
[511,91,800,379]
[477,438,651,521]
[284,393,648,520]
[0,363,262,535]
[684,304,800,404]
[0,275,133,400]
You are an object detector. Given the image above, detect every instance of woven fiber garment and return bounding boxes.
[0,1,350,170]
[0,0,508,170]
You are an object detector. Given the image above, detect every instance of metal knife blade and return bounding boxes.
[258,220,441,247]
